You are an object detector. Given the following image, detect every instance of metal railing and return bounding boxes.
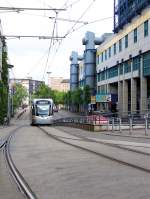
[54,113,150,136]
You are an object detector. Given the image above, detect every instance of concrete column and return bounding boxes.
[140,56,147,114]
[118,81,123,115]
[107,84,110,94]
[123,80,128,116]
[131,78,137,114]
[131,59,137,114]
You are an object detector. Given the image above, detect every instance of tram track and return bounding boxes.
[55,127,150,156]
[1,125,38,199]
[39,126,150,174]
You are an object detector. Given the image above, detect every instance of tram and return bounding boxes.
[30,98,54,125]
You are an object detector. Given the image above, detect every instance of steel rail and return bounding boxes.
[56,127,150,156]
[0,139,6,149]
[4,127,38,199]
[39,126,150,174]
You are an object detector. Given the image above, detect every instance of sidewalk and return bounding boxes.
[102,128,150,139]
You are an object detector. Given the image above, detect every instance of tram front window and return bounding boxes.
[36,105,50,116]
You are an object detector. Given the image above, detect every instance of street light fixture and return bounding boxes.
[47,71,52,87]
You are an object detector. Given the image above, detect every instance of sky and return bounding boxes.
[0,0,114,83]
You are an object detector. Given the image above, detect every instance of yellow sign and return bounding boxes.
[91,96,96,104]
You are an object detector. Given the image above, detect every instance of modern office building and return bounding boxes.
[69,1,150,115]
[96,0,150,115]
[61,79,70,92]
[48,76,70,92]
[10,78,43,104]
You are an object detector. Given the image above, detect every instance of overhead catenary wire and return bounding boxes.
[42,12,58,81]
[0,35,65,39]
[44,0,98,76]
[0,6,66,11]
[64,0,82,9]
[64,0,97,37]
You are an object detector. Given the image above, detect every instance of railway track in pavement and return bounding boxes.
[0,125,38,199]
[39,125,150,174]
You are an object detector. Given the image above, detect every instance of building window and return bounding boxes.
[101,52,103,62]
[134,28,137,43]
[108,66,118,79]
[143,51,150,76]
[96,56,99,65]
[101,71,106,81]
[105,50,107,60]
[124,61,131,73]
[133,56,140,71]
[113,43,116,55]
[125,35,128,48]
[97,86,100,94]
[144,20,149,37]
[119,39,122,52]
[109,47,111,58]
[119,64,123,75]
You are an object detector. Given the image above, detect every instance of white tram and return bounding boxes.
[30,98,54,125]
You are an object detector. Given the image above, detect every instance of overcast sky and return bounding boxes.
[0,0,114,82]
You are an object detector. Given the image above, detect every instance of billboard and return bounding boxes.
[96,94,111,102]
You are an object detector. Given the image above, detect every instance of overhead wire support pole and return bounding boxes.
[0,6,66,12]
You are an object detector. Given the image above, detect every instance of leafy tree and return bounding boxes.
[54,91,65,105]
[0,40,8,124]
[32,84,65,105]
[83,85,91,105]
[32,83,54,99]
[64,91,72,110]
[13,83,28,111]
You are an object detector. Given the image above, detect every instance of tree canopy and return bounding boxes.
[13,83,28,111]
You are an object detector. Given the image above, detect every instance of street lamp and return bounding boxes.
[47,71,52,87]
[7,64,14,124]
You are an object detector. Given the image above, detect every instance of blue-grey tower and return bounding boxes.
[70,51,83,91]
[82,31,106,95]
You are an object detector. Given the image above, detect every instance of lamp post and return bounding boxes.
[47,71,52,87]
[7,64,14,124]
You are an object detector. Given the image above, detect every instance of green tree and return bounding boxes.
[0,39,8,124]
[54,91,65,105]
[13,83,28,111]
[83,85,91,105]
[32,83,54,99]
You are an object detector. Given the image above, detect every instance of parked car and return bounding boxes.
[53,105,58,112]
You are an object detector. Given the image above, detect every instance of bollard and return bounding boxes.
[144,114,149,136]
[112,117,114,133]
[119,117,122,133]
[129,117,133,135]
[107,119,110,131]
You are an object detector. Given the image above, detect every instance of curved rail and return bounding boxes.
[4,128,38,199]
[39,126,150,174]
[57,127,150,156]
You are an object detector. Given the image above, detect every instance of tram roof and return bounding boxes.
[32,98,53,103]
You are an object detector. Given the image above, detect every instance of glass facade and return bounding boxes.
[143,51,150,76]
[134,28,137,43]
[119,39,122,52]
[108,66,118,78]
[124,60,131,73]
[133,56,140,71]
[125,34,128,48]
[144,20,148,37]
